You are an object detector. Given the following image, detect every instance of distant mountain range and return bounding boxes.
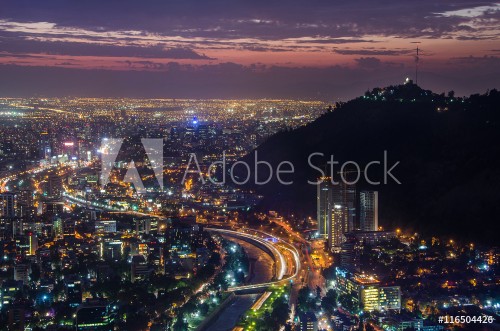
[240,82,500,245]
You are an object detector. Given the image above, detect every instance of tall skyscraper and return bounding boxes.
[332,181,356,232]
[316,179,332,238]
[28,232,38,255]
[16,190,34,218]
[47,173,63,198]
[328,204,348,249]
[360,191,379,231]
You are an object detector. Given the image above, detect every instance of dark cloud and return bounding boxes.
[0,1,498,98]
[448,55,500,65]
[162,48,214,59]
[335,48,413,56]
[355,57,382,68]
[0,0,498,40]
[0,33,214,59]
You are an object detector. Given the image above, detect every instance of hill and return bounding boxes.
[239,82,500,245]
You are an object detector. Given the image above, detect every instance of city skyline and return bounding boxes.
[0,2,499,330]
[0,1,499,99]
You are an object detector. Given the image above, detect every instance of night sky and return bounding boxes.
[0,0,498,99]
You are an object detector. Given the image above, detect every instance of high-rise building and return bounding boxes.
[332,181,356,232]
[328,204,347,249]
[335,268,401,313]
[53,218,63,237]
[131,255,150,283]
[340,237,362,272]
[28,232,38,255]
[16,190,34,218]
[360,191,379,231]
[95,220,117,233]
[14,264,30,285]
[316,179,332,238]
[47,173,63,197]
[100,239,123,261]
[65,279,82,307]
[0,193,16,218]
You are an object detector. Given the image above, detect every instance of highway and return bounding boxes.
[206,228,301,292]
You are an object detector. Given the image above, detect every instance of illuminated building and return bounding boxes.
[28,232,38,255]
[340,238,362,272]
[65,278,82,307]
[52,217,63,237]
[316,179,332,238]
[335,268,401,312]
[135,218,152,235]
[43,201,64,215]
[379,286,401,310]
[360,191,379,231]
[328,204,347,249]
[332,181,356,232]
[346,230,396,246]
[1,280,22,308]
[76,306,113,331]
[47,173,64,197]
[131,255,150,283]
[13,264,30,285]
[16,190,34,218]
[95,220,117,233]
[0,193,16,218]
[100,239,123,261]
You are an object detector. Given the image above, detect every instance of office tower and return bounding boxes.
[131,255,150,283]
[16,190,34,218]
[63,219,76,235]
[53,218,63,237]
[170,126,181,143]
[65,279,82,307]
[1,280,22,307]
[340,236,362,272]
[39,131,51,159]
[100,239,123,261]
[328,204,348,249]
[378,286,401,310]
[43,201,64,215]
[95,220,117,233]
[28,232,38,255]
[47,173,63,197]
[197,124,209,141]
[14,264,30,285]
[332,181,356,232]
[135,218,151,235]
[335,269,401,312]
[0,193,16,218]
[360,191,379,231]
[316,179,332,238]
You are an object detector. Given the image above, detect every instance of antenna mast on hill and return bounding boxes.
[412,42,421,85]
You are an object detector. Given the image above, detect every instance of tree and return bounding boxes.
[321,289,337,315]
[297,287,314,312]
[271,297,290,326]
[173,314,188,331]
[338,293,358,313]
